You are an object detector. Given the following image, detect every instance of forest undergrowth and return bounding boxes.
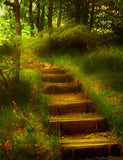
[0,24,123,159]
[0,52,60,159]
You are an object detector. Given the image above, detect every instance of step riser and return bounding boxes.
[47,103,95,115]
[43,85,81,94]
[49,119,106,135]
[61,144,121,159]
[42,75,74,83]
[41,69,66,74]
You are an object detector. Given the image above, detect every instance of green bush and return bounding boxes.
[0,55,18,89]
[0,41,15,56]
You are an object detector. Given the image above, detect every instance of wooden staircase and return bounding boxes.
[41,63,121,160]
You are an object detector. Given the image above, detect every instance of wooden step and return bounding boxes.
[61,136,121,159]
[41,68,66,74]
[49,117,107,135]
[42,74,74,83]
[47,100,94,115]
[47,94,94,115]
[43,81,82,94]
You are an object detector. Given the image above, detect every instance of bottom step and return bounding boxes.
[66,157,122,160]
[61,137,121,159]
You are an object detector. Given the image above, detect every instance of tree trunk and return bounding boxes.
[4,0,21,89]
[40,5,45,32]
[74,0,81,24]
[36,0,40,32]
[12,0,21,88]
[82,0,89,25]
[90,0,95,29]
[57,0,62,27]
[29,0,34,36]
[48,0,53,29]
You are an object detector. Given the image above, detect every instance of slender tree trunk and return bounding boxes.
[57,0,62,27]
[40,5,45,32]
[36,0,40,32]
[74,0,81,24]
[90,0,95,29]
[29,0,34,36]
[82,0,89,25]
[12,0,21,87]
[4,0,21,89]
[48,0,53,29]
[13,0,21,35]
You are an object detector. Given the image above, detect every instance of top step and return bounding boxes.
[41,62,66,74]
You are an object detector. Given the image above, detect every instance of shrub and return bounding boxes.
[0,41,15,56]
[0,55,18,89]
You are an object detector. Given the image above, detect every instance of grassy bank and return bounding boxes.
[39,46,123,141]
[0,55,60,159]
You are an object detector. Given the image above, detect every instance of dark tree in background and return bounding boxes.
[29,0,34,36]
[1,0,122,35]
[3,0,21,88]
[48,0,53,29]
[57,0,63,27]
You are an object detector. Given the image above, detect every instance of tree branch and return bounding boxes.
[4,0,14,7]
[0,79,6,85]
[0,69,9,88]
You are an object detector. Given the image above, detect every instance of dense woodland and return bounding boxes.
[0,0,123,37]
[0,0,123,160]
[0,0,123,86]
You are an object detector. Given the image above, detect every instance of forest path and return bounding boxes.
[41,62,121,160]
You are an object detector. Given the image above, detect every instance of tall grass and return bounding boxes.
[0,60,60,159]
[39,46,123,140]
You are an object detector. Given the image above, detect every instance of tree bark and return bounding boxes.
[82,0,89,25]
[57,0,62,27]
[74,0,81,24]
[40,5,45,32]
[48,0,53,29]
[36,0,40,32]
[90,0,95,29]
[29,0,34,36]
[4,0,21,89]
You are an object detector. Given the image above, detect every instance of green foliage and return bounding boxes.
[0,0,123,41]
[82,46,123,92]
[0,16,15,43]
[22,25,38,37]
[27,24,101,55]
[0,103,60,160]
[0,55,18,89]
[28,24,119,57]
[95,0,123,39]
[0,68,37,105]
[0,66,60,160]
[0,41,15,55]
